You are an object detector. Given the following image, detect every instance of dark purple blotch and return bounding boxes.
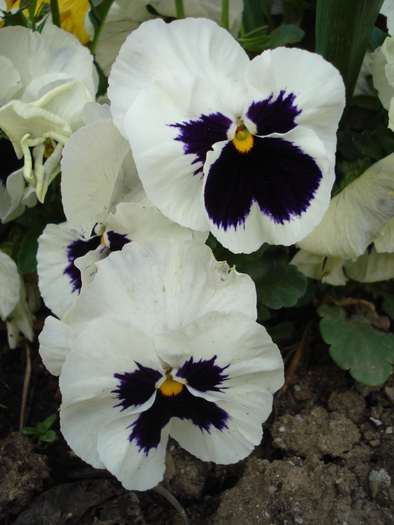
[170,112,232,176]
[112,356,230,455]
[64,236,101,293]
[204,136,322,229]
[246,91,301,136]
[106,231,130,252]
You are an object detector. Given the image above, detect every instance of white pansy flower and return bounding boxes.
[108,18,345,254]
[291,153,394,284]
[39,238,283,490]
[0,24,98,203]
[381,0,394,35]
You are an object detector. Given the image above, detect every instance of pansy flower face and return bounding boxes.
[53,239,284,490]
[109,18,345,254]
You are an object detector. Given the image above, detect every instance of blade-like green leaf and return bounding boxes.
[318,305,394,386]
[315,0,384,106]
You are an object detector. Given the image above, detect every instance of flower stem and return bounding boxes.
[50,0,61,28]
[221,0,229,30]
[175,0,185,19]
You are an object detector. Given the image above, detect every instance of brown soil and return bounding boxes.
[0,317,393,525]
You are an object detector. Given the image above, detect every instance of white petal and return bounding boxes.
[290,249,347,286]
[1,168,37,223]
[38,315,71,376]
[0,250,20,319]
[68,239,257,344]
[245,47,345,163]
[37,223,86,318]
[381,0,394,36]
[98,416,169,490]
[108,17,248,136]
[345,246,394,282]
[204,126,332,253]
[371,37,394,111]
[61,118,142,236]
[0,55,22,105]
[375,217,394,253]
[124,73,238,231]
[6,279,35,349]
[60,317,163,468]
[81,102,112,125]
[298,153,394,258]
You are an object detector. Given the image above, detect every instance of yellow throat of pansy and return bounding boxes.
[233,124,254,153]
[159,372,184,397]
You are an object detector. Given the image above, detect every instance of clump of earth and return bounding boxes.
[0,330,393,525]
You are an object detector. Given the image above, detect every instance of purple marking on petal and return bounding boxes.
[64,236,101,293]
[112,357,230,455]
[176,356,229,392]
[247,91,301,136]
[0,136,24,187]
[128,387,229,455]
[113,363,161,410]
[204,136,322,230]
[169,112,232,176]
[106,231,131,252]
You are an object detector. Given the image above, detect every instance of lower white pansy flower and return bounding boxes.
[108,18,345,253]
[59,312,283,490]
[0,24,98,202]
[39,238,259,375]
[291,153,394,284]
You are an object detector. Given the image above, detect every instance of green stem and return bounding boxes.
[50,0,61,28]
[89,0,115,56]
[175,0,185,19]
[221,0,229,31]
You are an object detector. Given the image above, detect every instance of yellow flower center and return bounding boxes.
[159,373,184,397]
[232,124,254,153]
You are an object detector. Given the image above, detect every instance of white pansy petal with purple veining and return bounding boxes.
[37,222,102,318]
[109,17,248,136]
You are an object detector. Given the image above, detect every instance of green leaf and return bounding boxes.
[318,305,394,386]
[1,8,29,27]
[242,0,274,34]
[39,430,57,443]
[88,0,116,54]
[315,0,384,107]
[238,24,304,53]
[266,321,295,346]
[39,413,57,432]
[352,130,385,160]
[20,426,38,436]
[257,259,308,310]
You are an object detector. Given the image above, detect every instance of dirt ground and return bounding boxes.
[0,315,393,525]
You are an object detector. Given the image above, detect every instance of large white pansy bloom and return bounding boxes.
[38,239,284,490]
[0,250,35,349]
[291,153,394,284]
[108,18,345,254]
[0,24,98,203]
[85,0,243,77]
[37,118,206,319]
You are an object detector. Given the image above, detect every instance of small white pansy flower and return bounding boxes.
[38,238,283,490]
[291,153,394,284]
[108,18,345,254]
[0,24,98,203]
[38,238,259,375]
[37,118,207,318]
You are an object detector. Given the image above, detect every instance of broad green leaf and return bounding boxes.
[352,130,385,160]
[257,259,308,310]
[20,426,38,436]
[315,0,384,107]
[40,413,57,432]
[318,305,394,386]
[242,0,273,34]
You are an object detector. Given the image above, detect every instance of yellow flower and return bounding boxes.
[4,0,90,45]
